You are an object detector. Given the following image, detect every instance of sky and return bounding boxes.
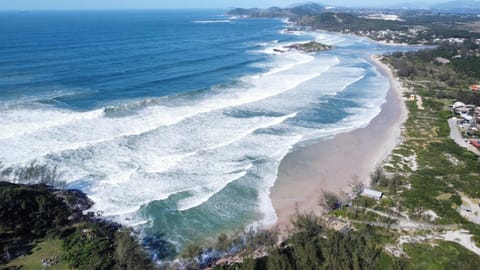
[0,0,453,10]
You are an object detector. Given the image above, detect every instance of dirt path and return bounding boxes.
[415,95,424,110]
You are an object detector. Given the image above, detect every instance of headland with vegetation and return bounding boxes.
[0,163,155,270]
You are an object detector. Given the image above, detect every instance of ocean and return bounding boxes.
[0,10,413,255]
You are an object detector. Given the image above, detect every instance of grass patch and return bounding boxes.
[3,238,69,270]
[436,193,452,201]
[404,241,480,270]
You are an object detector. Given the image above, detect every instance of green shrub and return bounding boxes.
[62,222,117,270]
[0,182,70,237]
[113,229,156,270]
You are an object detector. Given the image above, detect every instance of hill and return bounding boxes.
[227,3,325,18]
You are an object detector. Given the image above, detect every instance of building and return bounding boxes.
[435,57,450,64]
[456,107,470,114]
[470,84,479,91]
[361,189,384,200]
[453,101,466,109]
[453,102,469,114]
[461,113,474,123]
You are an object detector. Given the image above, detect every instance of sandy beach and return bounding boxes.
[270,55,408,228]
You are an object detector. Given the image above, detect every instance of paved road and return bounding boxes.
[448,118,480,156]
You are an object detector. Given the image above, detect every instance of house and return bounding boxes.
[409,94,416,101]
[470,84,480,91]
[461,113,474,123]
[456,107,469,114]
[453,102,468,114]
[361,189,383,200]
[435,57,450,64]
[453,101,466,109]
[453,102,470,114]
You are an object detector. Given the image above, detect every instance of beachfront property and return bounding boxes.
[361,189,384,200]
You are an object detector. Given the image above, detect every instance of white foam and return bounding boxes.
[0,108,104,139]
[193,20,231,24]
[0,31,394,235]
[255,134,304,227]
[0,53,331,166]
[19,110,299,219]
[176,168,249,211]
[137,112,298,174]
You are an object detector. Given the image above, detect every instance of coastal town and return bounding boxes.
[451,99,480,149]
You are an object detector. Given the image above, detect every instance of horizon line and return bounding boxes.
[0,7,233,12]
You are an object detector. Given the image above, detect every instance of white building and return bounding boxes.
[361,189,384,200]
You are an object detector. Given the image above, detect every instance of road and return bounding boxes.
[448,118,480,156]
[347,207,458,231]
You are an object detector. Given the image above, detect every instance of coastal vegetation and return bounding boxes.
[383,47,480,218]
[173,212,400,270]
[348,44,480,267]
[0,164,154,270]
[214,215,395,270]
[174,6,480,269]
[285,41,332,52]
[191,44,480,269]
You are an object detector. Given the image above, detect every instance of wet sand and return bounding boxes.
[270,56,407,229]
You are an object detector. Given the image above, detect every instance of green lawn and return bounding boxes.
[3,238,70,270]
[404,241,480,270]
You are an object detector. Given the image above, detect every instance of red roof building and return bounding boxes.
[470,84,479,91]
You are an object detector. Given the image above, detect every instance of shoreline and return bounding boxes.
[269,55,408,229]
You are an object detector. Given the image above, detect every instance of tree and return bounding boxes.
[438,72,451,82]
[1,161,66,189]
[113,229,156,270]
[349,176,365,196]
[290,211,323,237]
[370,166,385,186]
[318,191,340,211]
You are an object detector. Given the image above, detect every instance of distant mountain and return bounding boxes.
[389,2,433,9]
[228,1,480,17]
[227,8,261,17]
[432,0,480,9]
[227,3,326,17]
[390,0,480,10]
[290,3,325,15]
[286,1,324,8]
